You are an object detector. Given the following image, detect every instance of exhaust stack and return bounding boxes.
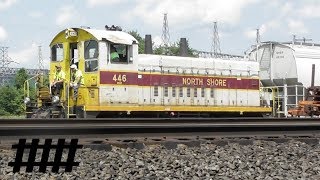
[144,34,153,54]
[311,64,315,87]
[179,38,188,57]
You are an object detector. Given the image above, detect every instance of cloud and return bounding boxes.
[244,29,257,40]
[0,0,17,10]
[0,26,8,41]
[56,5,78,26]
[153,35,162,47]
[244,23,268,40]
[280,2,293,17]
[299,3,320,18]
[28,11,43,18]
[9,43,48,69]
[243,1,290,41]
[288,19,308,34]
[87,0,126,7]
[126,0,257,28]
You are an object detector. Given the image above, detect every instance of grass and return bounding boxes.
[0,115,25,119]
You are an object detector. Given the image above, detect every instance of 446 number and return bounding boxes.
[112,74,127,84]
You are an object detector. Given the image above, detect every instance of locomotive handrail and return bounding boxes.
[260,86,279,117]
[66,82,70,119]
[23,74,39,98]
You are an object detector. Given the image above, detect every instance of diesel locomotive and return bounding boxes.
[24,26,272,118]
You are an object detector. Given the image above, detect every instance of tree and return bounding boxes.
[0,86,23,115]
[0,68,37,116]
[14,68,29,89]
[154,39,197,57]
[127,30,145,54]
[128,30,197,56]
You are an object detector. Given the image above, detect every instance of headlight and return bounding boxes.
[24,97,30,104]
[52,96,60,104]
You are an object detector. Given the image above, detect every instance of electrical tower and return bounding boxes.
[161,13,170,55]
[0,46,16,85]
[38,45,44,72]
[256,28,261,44]
[0,47,14,76]
[211,21,221,56]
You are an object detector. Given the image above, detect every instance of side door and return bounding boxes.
[82,40,99,106]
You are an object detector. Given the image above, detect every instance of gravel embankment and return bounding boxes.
[1,140,320,179]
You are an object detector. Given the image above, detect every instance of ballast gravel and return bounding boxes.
[1,140,320,179]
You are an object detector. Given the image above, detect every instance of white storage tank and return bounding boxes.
[247,41,320,115]
[247,41,320,87]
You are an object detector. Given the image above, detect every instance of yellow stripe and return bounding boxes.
[85,105,272,112]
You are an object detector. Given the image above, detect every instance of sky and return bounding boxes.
[0,0,320,69]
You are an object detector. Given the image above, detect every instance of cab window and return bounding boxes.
[110,43,132,64]
[51,44,63,62]
[84,40,98,72]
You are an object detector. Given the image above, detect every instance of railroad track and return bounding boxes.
[1,117,320,138]
[1,117,320,150]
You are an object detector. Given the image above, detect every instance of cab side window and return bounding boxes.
[84,40,99,72]
[110,43,132,64]
[51,44,63,62]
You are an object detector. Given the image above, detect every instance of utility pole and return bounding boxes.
[161,13,170,55]
[211,21,221,57]
[255,28,261,61]
[256,28,261,44]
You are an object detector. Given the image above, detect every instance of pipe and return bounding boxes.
[311,64,315,87]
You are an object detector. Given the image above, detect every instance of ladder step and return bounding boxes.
[68,114,77,118]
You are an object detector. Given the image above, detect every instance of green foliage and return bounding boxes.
[0,108,10,116]
[128,30,197,56]
[0,68,39,116]
[14,68,29,89]
[127,30,145,54]
[43,74,50,88]
[0,86,24,115]
[154,39,197,57]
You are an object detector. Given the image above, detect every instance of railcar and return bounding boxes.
[24,27,272,118]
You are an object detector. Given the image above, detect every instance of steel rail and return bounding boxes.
[0,118,320,138]
[0,117,319,124]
